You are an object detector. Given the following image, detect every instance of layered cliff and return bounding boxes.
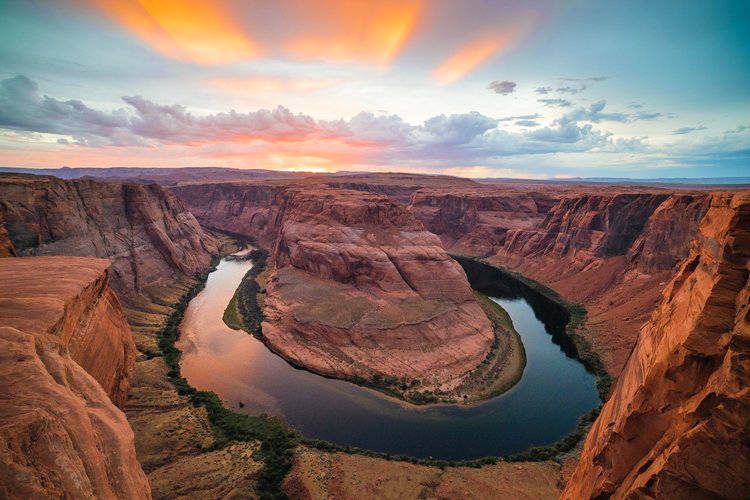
[262,188,495,388]
[0,256,150,499]
[0,174,219,307]
[563,192,750,498]
[409,186,711,375]
[172,181,288,247]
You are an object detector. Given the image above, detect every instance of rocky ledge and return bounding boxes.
[0,256,150,498]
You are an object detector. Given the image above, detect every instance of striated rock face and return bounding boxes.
[0,174,219,306]
[0,256,150,499]
[411,186,712,375]
[408,188,556,256]
[262,188,494,385]
[173,181,288,247]
[563,192,750,499]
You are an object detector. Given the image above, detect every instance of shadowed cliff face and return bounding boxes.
[0,174,219,307]
[563,192,750,499]
[406,187,711,375]
[0,256,150,499]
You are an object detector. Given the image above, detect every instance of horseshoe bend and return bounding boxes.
[1,169,748,498]
[1,3,749,496]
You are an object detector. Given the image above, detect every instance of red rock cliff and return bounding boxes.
[408,186,711,375]
[0,256,150,499]
[262,188,495,386]
[563,192,750,498]
[0,174,219,306]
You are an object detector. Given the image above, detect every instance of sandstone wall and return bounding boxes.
[563,192,750,498]
[0,174,219,305]
[0,256,150,499]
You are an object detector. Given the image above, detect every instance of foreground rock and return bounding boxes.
[0,256,149,499]
[563,192,750,498]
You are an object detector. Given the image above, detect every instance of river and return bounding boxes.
[177,255,600,460]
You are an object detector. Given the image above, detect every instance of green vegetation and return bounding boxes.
[158,252,297,499]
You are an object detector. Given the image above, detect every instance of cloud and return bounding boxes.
[556,84,586,94]
[725,124,749,134]
[557,100,629,125]
[534,86,553,94]
[538,98,572,107]
[497,113,540,122]
[0,75,653,169]
[627,103,644,109]
[632,111,675,121]
[672,125,707,135]
[487,80,516,95]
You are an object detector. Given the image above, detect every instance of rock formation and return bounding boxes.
[406,186,711,375]
[0,256,150,499]
[0,173,219,307]
[563,192,750,498]
[261,187,494,386]
[175,180,496,387]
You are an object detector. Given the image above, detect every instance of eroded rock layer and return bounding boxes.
[175,181,495,387]
[563,192,750,499]
[262,188,494,385]
[406,186,711,375]
[0,256,149,499]
[0,173,219,306]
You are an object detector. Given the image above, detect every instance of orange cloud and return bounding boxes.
[286,0,423,64]
[433,12,537,85]
[89,0,258,63]
[433,37,503,85]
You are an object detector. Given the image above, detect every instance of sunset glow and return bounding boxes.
[90,0,259,63]
[1,0,748,178]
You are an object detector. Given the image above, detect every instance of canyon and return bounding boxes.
[0,169,747,498]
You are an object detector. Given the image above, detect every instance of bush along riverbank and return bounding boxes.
[157,252,298,500]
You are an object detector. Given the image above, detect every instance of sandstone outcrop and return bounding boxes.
[173,181,288,247]
[0,256,150,499]
[263,188,495,387]
[563,192,750,498]
[407,186,712,375]
[175,180,496,388]
[0,174,219,307]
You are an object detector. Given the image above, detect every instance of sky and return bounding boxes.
[0,0,748,178]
